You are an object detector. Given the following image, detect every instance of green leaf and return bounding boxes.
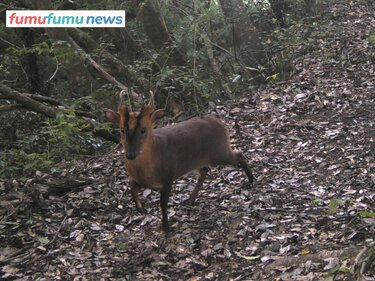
[359,211,375,218]
[328,198,341,215]
[266,73,279,81]
[339,266,350,273]
[368,34,375,43]
[37,236,50,245]
[312,198,323,206]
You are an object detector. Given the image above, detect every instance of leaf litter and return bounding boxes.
[1,0,375,280]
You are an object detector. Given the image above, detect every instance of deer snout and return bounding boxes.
[126,151,137,160]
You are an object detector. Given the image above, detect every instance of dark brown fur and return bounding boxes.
[106,104,254,231]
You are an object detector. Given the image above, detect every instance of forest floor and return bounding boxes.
[1,0,375,280]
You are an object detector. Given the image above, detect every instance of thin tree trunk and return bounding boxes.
[30,0,95,96]
[269,0,287,27]
[21,29,42,93]
[132,0,186,66]
[30,0,148,96]
[49,29,95,96]
[219,0,265,67]
[109,28,142,62]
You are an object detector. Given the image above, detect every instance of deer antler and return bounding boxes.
[149,90,155,108]
[119,89,133,111]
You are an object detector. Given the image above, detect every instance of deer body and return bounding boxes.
[128,115,233,188]
[106,105,254,231]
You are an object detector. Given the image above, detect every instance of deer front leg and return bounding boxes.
[160,183,172,232]
[130,180,146,213]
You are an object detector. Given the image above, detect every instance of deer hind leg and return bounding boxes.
[186,167,209,206]
[231,152,254,185]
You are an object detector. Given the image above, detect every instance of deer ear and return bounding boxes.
[105,110,119,123]
[151,109,166,122]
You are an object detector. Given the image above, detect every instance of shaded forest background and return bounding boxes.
[1,0,322,178]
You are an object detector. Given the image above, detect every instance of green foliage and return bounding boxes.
[129,46,217,110]
[153,64,215,110]
[51,40,80,61]
[323,263,352,280]
[360,211,375,218]
[72,95,103,114]
[130,1,231,110]
[6,42,50,58]
[41,112,97,159]
[368,34,375,43]
[263,21,317,80]
[0,54,20,80]
[0,150,53,179]
[0,112,105,178]
[328,198,342,215]
[167,1,229,58]
[312,198,323,206]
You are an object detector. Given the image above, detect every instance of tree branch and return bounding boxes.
[68,28,152,95]
[0,93,60,106]
[0,91,96,118]
[0,83,119,143]
[0,83,58,117]
[0,104,24,112]
[65,33,141,100]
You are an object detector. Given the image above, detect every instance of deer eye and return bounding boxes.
[140,128,146,135]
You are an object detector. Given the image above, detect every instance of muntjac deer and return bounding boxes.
[106,104,254,231]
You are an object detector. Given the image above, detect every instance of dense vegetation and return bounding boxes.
[0,0,321,178]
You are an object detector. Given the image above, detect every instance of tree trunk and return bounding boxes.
[100,0,143,62]
[132,0,186,66]
[49,29,96,96]
[30,0,95,96]
[304,0,320,15]
[108,28,142,62]
[269,0,288,28]
[219,0,265,67]
[21,29,42,93]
